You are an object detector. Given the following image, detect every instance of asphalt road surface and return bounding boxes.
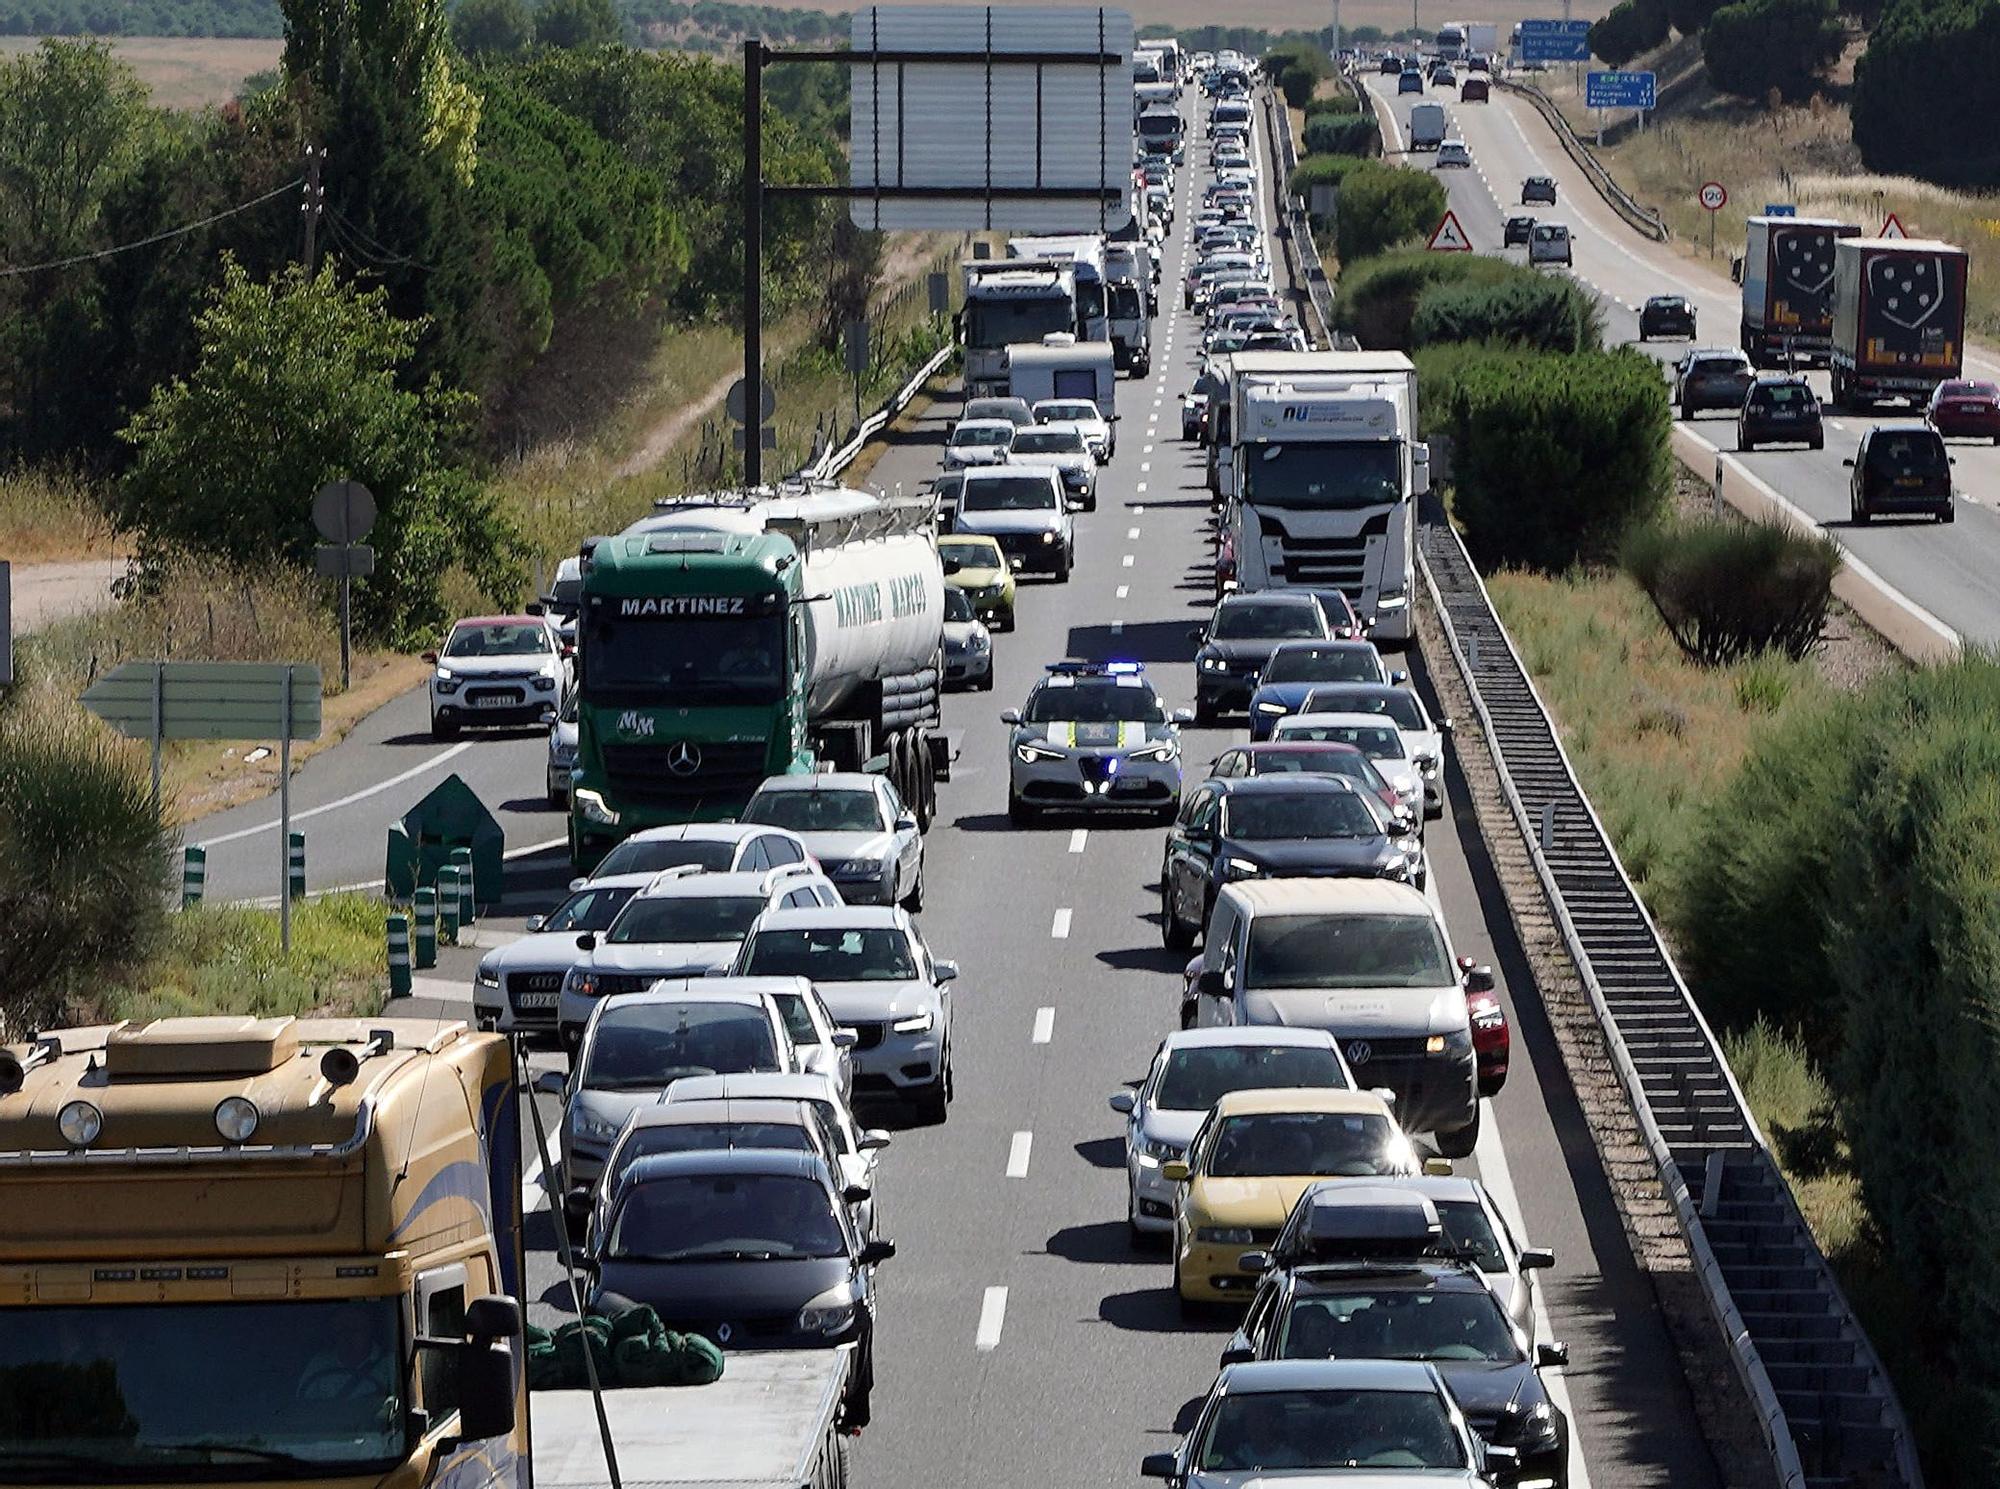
[1363,71,2000,648]
[431,90,1721,1489]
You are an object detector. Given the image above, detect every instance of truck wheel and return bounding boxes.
[1435,1104,1482,1160]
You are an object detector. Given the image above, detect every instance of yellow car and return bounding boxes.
[938,534,1017,631]
[1164,1088,1441,1309]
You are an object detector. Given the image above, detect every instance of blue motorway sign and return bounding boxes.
[1520,18,1591,61]
[1764,203,1797,216]
[1585,69,1656,109]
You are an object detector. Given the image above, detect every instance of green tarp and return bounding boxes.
[383,773,505,906]
[525,1305,725,1390]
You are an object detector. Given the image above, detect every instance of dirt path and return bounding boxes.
[10,556,126,634]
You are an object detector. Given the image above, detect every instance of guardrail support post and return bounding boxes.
[180,845,206,908]
[1702,1150,1726,1219]
[413,887,438,970]
[386,912,412,999]
[1538,800,1556,852]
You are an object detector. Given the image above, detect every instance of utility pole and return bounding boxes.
[300,144,324,272]
[1331,0,1341,65]
[743,40,764,491]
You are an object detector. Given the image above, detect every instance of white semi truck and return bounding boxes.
[960,258,1078,400]
[1008,235,1110,350]
[1225,352,1429,645]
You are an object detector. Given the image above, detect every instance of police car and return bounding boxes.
[1001,662,1193,825]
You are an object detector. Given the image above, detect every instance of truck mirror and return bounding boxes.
[464,1295,521,1342]
[452,1337,517,1442]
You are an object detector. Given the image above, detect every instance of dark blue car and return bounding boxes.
[1247,640,1399,741]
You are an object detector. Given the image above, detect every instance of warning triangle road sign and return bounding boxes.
[1879,212,1908,240]
[1427,210,1473,252]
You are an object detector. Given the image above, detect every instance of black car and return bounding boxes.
[1847,423,1955,524]
[1739,374,1823,452]
[1520,175,1557,205]
[587,1148,894,1427]
[1503,214,1535,247]
[1673,348,1755,418]
[1379,54,1402,73]
[1191,592,1334,721]
[1160,776,1422,948]
[1221,1187,1569,1489]
[1637,294,1696,341]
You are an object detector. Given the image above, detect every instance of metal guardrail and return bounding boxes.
[1260,87,1337,349]
[1415,510,1922,1489]
[801,341,955,482]
[1493,75,1670,242]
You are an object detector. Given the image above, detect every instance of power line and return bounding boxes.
[0,178,306,279]
[325,207,437,272]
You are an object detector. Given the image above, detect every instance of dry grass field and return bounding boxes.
[0,35,281,108]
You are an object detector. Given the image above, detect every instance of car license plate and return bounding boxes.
[515,992,557,1009]
[475,694,517,709]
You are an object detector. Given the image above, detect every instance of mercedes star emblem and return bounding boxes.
[666,740,702,776]
[1345,1040,1373,1066]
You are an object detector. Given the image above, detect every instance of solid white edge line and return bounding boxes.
[1031,1007,1055,1043]
[975,1286,1008,1349]
[1006,1131,1034,1178]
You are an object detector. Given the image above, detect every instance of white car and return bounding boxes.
[942,587,994,691]
[943,417,1016,469]
[1031,397,1114,462]
[427,613,568,739]
[1109,1027,1355,1238]
[741,772,926,909]
[1006,423,1098,510]
[1273,712,1429,830]
[735,905,960,1120]
[574,821,817,890]
[556,864,843,1046]
[1436,138,1472,168]
[1294,682,1449,819]
[546,696,578,807]
[473,873,653,1036]
[954,466,1074,581]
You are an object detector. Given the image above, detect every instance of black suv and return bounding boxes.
[1637,294,1696,341]
[1672,348,1755,418]
[1847,423,1955,524]
[1503,214,1534,247]
[1520,175,1557,205]
[1739,374,1824,451]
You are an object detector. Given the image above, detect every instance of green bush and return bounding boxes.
[1703,0,1844,102]
[1438,347,1671,571]
[1334,249,1525,350]
[1622,516,1841,664]
[1853,0,2000,185]
[0,716,173,1038]
[1303,93,1362,118]
[1410,273,1604,354]
[1334,161,1448,264]
[1264,40,1330,108]
[1303,113,1381,157]
[1669,0,1726,33]
[1588,0,1670,65]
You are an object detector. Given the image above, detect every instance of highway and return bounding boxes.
[1362,70,2000,649]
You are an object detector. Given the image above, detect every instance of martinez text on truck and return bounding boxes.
[1830,236,1970,410]
[567,485,947,870]
[1740,215,1861,368]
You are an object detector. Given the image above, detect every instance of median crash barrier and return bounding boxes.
[438,865,461,946]
[180,846,206,908]
[413,887,438,969]
[450,845,476,930]
[384,772,504,906]
[387,913,412,998]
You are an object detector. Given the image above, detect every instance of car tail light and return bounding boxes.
[1468,988,1509,1096]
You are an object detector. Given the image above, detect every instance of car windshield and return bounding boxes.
[542,884,641,933]
[614,1122,813,1177]
[1214,602,1325,641]
[1246,748,1367,779]
[1244,443,1403,512]
[605,896,769,945]
[1755,383,1813,407]
[1011,429,1087,455]
[1038,401,1099,424]
[1280,722,1405,759]
[965,297,1074,348]
[1155,1045,1349,1110]
[1225,792,1380,841]
[965,400,1028,424]
[1435,1199,1508,1274]
[1305,690,1426,730]
[1280,1291,1519,1364]
[0,1298,405,1477]
[445,623,548,658]
[1865,432,1948,479]
[944,588,976,622]
[960,475,1059,513]
[740,927,920,982]
[582,613,784,704]
[953,425,1013,447]
[1195,1387,1465,1472]
[1245,912,1451,990]
[939,539,1000,569]
[1025,679,1167,724]
[1205,1110,1399,1177]
[607,1173,846,1262]
[594,838,739,877]
[584,1004,781,1090]
[1264,647,1381,684]
[745,789,884,833]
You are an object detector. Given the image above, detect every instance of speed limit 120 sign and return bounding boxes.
[1699,181,1728,211]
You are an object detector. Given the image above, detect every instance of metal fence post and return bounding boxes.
[287,831,306,902]
[413,887,438,970]
[180,845,207,908]
[386,913,412,999]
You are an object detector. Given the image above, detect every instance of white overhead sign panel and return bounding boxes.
[849,6,1135,233]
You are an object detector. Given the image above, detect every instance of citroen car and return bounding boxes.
[427,613,568,738]
[1003,661,1193,824]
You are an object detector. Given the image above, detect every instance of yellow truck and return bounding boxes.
[0,1015,525,1488]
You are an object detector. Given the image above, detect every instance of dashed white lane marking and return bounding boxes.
[1153,397,1163,407]
[1032,1006,1056,1043]
[1136,482,1148,494]
[1051,908,1073,938]
[1116,584,1130,599]
[1122,554,1135,567]
[521,1153,549,1213]
[1143,443,1155,455]
[976,1286,1009,1349]
[1133,503,1145,513]
[1006,1132,1034,1178]
[1069,828,1088,853]
[1140,462,1151,472]
[1828,419,1846,431]
[1128,526,1141,538]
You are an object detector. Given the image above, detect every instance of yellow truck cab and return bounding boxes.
[0,1015,525,1489]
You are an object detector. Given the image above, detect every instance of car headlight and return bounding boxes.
[1016,742,1065,763]
[550,744,578,766]
[967,632,990,652]
[1196,1226,1255,1245]
[434,669,462,695]
[1199,655,1228,673]
[563,966,602,1000]
[1039,530,1056,544]
[891,1010,936,1034]
[1377,588,1409,611]
[477,966,500,989]
[1222,856,1262,879]
[1136,1133,1184,1164]
[1425,1028,1475,1055]
[1253,701,1286,714]
[533,673,557,691]
[1129,741,1177,762]
[570,1107,620,1142]
[573,789,620,827]
[798,1286,859,1335]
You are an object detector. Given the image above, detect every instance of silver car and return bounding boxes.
[1110,1028,1355,1239]
[740,772,926,910]
[1005,662,1191,824]
[473,872,653,1036]
[942,587,994,691]
[547,697,579,807]
[1006,423,1098,511]
[734,906,959,1120]
[954,466,1073,580]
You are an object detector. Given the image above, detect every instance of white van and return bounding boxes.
[1186,879,1486,1156]
[1528,222,1572,267]
[1005,336,1118,423]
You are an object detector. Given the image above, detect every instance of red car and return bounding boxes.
[1460,957,1509,1096]
[1926,379,2000,443]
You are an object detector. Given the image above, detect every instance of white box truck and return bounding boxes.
[1006,336,1118,422]
[960,258,1078,399]
[1008,235,1110,348]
